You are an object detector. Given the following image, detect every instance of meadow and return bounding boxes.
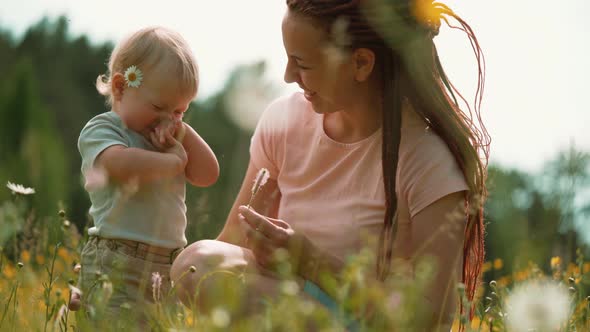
[0,184,589,331]
[1,14,589,332]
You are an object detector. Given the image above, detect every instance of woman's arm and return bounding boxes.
[410,191,466,328]
[181,123,220,187]
[239,191,466,330]
[312,191,466,328]
[217,160,281,247]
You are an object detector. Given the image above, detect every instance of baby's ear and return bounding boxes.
[111,73,126,100]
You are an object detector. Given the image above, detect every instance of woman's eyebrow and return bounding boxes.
[290,54,305,61]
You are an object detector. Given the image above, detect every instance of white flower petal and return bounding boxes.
[6,181,35,195]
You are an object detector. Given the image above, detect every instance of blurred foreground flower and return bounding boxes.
[152,272,162,303]
[505,280,571,332]
[550,256,561,269]
[211,307,230,328]
[6,181,35,195]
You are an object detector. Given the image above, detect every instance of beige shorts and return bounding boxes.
[78,236,177,322]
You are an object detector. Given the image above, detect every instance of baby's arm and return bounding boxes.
[97,136,187,185]
[180,123,219,187]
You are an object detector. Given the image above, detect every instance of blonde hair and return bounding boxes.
[96,26,199,105]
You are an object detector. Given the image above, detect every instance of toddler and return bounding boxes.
[72,26,219,326]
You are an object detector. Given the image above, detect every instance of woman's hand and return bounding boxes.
[238,205,316,278]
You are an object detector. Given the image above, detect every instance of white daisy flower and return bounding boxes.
[211,307,231,328]
[124,65,143,88]
[505,280,571,332]
[6,181,35,195]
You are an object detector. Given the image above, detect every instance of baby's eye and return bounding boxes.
[152,104,163,111]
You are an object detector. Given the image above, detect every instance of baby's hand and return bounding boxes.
[152,116,185,150]
[154,117,176,147]
[149,129,188,167]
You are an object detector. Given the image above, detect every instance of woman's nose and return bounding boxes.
[283,61,298,84]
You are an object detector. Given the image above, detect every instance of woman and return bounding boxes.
[171,0,489,330]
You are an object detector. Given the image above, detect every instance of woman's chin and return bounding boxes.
[310,101,338,115]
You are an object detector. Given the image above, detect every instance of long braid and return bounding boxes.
[377,49,402,278]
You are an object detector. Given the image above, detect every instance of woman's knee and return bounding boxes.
[170,240,251,307]
[170,240,217,281]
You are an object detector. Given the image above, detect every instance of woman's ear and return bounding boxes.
[111,73,126,101]
[352,48,375,82]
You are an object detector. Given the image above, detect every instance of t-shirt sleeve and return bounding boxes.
[249,97,288,179]
[399,130,469,218]
[78,116,129,174]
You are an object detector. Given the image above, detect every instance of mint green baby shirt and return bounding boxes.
[78,111,187,249]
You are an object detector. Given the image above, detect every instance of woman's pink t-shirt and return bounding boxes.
[250,93,468,261]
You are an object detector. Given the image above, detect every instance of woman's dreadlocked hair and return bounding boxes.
[286,0,490,327]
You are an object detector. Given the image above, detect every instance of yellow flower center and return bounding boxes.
[128,73,136,82]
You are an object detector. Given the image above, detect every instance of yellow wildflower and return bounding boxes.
[411,0,441,27]
[566,263,580,275]
[470,317,491,331]
[551,256,561,269]
[482,261,492,273]
[2,264,16,279]
[583,263,590,274]
[54,260,66,274]
[493,258,503,270]
[20,250,31,263]
[515,270,529,281]
[57,247,69,260]
[35,255,45,265]
[498,276,512,287]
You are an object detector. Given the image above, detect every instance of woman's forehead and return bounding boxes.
[282,11,327,56]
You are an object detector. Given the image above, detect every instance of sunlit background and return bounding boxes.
[1,0,588,237]
[3,0,589,171]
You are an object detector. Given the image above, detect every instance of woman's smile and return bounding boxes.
[303,90,316,101]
